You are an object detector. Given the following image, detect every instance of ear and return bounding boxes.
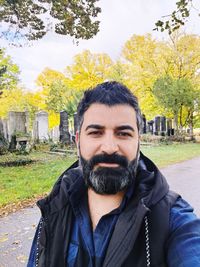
[75,131,79,148]
[75,131,80,158]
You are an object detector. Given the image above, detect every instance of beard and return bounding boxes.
[80,153,138,195]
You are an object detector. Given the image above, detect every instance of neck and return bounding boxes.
[88,188,125,230]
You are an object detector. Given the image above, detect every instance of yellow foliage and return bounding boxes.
[36,68,66,89]
[24,91,46,111]
[166,34,200,80]
[0,88,26,118]
[48,111,60,129]
[121,33,200,119]
[36,68,68,101]
[2,37,199,128]
[65,50,113,91]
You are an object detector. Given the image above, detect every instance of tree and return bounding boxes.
[0,48,20,95]
[46,80,82,118]
[36,67,67,107]
[66,50,113,90]
[36,67,81,119]
[35,51,113,119]
[0,86,26,117]
[121,34,170,118]
[165,34,200,80]
[164,34,200,132]
[153,75,198,135]
[121,33,200,129]
[0,0,101,44]
[154,0,199,35]
[107,61,128,84]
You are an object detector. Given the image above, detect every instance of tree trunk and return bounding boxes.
[179,104,183,133]
[174,111,179,136]
[189,111,194,140]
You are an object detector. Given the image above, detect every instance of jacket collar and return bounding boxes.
[37,152,169,216]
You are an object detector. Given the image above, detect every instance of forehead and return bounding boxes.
[82,103,137,128]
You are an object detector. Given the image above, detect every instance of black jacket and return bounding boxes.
[34,153,178,267]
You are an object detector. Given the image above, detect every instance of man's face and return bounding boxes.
[76,103,140,194]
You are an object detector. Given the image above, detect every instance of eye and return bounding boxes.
[87,131,103,137]
[117,132,132,137]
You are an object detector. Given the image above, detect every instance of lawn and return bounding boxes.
[0,152,76,209]
[141,142,200,167]
[0,143,200,210]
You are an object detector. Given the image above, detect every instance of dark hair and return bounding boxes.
[77,81,142,132]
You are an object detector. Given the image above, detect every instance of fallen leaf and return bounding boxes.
[0,237,8,243]
[16,254,28,263]
[2,233,8,236]
[12,240,20,245]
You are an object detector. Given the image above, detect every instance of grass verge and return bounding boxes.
[0,152,76,213]
[0,143,200,214]
[141,142,200,167]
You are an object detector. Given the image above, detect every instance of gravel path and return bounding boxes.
[0,156,200,267]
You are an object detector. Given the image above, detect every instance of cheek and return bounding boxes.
[121,141,139,160]
[79,136,98,159]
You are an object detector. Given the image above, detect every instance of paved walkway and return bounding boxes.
[0,156,200,267]
[161,156,200,217]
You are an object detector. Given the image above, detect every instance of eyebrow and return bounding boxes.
[85,124,105,131]
[116,125,135,132]
[85,124,135,132]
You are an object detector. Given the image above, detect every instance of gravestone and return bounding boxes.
[186,128,190,134]
[0,119,9,154]
[147,120,154,135]
[50,126,60,143]
[154,116,161,135]
[0,119,3,136]
[160,116,166,136]
[142,114,147,134]
[59,111,70,144]
[7,111,29,142]
[166,118,172,136]
[2,119,8,140]
[33,111,49,141]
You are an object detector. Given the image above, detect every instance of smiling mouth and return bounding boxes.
[96,163,120,168]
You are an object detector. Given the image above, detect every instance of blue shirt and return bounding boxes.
[27,197,200,267]
[67,177,134,267]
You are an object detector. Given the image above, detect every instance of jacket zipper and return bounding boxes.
[144,215,151,267]
[35,217,44,267]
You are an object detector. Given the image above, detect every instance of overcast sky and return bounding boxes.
[2,0,200,90]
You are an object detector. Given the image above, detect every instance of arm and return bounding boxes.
[167,197,200,267]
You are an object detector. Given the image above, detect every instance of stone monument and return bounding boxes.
[33,111,49,141]
[59,111,70,144]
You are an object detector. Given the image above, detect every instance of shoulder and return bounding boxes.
[170,196,200,231]
[167,197,200,267]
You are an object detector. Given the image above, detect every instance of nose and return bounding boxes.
[100,133,119,155]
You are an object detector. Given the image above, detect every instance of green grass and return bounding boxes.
[141,143,200,167]
[0,152,76,208]
[0,143,200,208]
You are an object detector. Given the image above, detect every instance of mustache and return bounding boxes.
[87,153,129,169]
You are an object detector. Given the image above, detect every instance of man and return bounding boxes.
[28,81,200,267]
